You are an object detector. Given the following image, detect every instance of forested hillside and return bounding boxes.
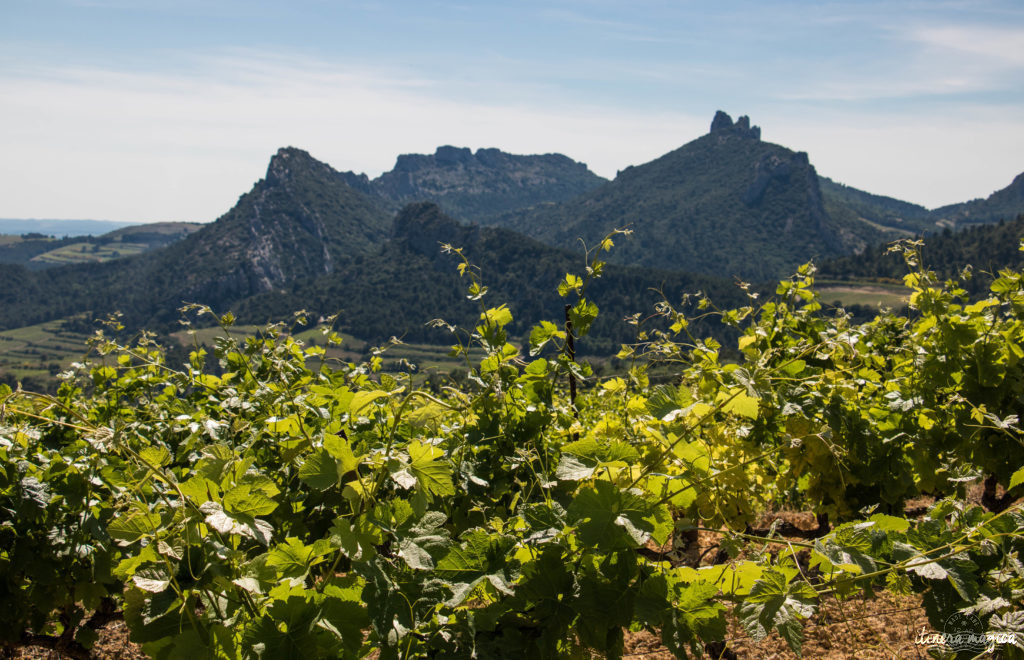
[491,112,883,281]
[930,171,1024,227]
[236,202,744,353]
[817,177,935,234]
[2,134,1022,361]
[820,214,1024,293]
[0,148,391,331]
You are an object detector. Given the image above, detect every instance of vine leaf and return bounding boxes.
[408,441,454,497]
[435,529,518,606]
[736,569,817,656]
[568,480,672,550]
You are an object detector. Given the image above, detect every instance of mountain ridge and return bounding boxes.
[338,145,606,223]
[1,131,1022,348]
[487,111,853,281]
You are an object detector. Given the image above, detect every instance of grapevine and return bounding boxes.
[1,237,1023,658]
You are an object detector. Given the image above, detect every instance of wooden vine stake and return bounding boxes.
[564,304,579,441]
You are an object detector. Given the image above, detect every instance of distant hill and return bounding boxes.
[491,111,873,281]
[339,146,606,223]
[0,222,202,269]
[817,177,934,235]
[929,172,1024,228]
[819,214,1024,295]
[3,136,1021,359]
[0,219,133,236]
[817,170,1024,237]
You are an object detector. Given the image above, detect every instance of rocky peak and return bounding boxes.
[434,146,474,167]
[709,110,761,140]
[265,147,325,185]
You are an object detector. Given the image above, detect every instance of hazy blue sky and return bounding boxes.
[2,0,1023,222]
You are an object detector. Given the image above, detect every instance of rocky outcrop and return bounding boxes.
[710,110,761,140]
[340,146,606,223]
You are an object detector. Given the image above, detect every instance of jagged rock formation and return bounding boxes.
[710,110,762,140]
[158,147,390,304]
[339,147,606,223]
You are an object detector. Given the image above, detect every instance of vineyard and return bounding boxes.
[1,236,1023,659]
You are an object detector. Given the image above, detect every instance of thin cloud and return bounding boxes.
[910,25,1024,68]
[775,20,1024,102]
[538,8,674,43]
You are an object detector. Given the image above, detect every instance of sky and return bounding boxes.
[1,0,1023,223]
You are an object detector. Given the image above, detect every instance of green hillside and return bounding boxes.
[820,214,1024,295]
[235,202,746,354]
[930,171,1024,227]
[0,155,743,358]
[817,177,934,234]
[495,112,871,281]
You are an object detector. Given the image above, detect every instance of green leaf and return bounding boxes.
[555,454,596,481]
[323,434,360,473]
[299,448,340,490]
[568,299,599,336]
[223,483,278,517]
[397,539,435,570]
[403,403,447,429]
[661,581,727,657]
[697,562,764,597]
[481,305,513,329]
[200,501,273,545]
[329,517,379,562]
[123,589,189,645]
[321,584,371,656]
[867,513,910,533]
[139,445,172,468]
[722,390,759,419]
[558,273,583,297]
[132,566,172,593]
[529,321,565,355]
[736,569,816,655]
[108,510,161,545]
[436,529,518,606]
[348,390,391,415]
[568,480,672,550]
[408,441,454,498]
[178,476,219,504]
[20,476,50,509]
[1010,467,1024,491]
[267,537,326,579]
[242,591,322,659]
